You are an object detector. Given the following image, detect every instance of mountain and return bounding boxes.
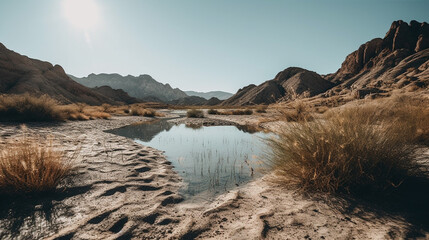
[168,96,222,106]
[224,20,429,105]
[222,67,334,106]
[91,86,143,105]
[0,43,119,105]
[184,91,233,100]
[69,74,188,102]
[324,20,429,98]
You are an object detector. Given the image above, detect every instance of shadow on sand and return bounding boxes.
[0,185,91,239]
[315,176,429,238]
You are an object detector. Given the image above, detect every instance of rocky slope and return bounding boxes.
[168,96,222,106]
[184,90,233,100]
[222,67,334,105]
[70,74,188,102]
[224,20,429,105]
[91,86,143,105]
[325,20,429,98]
[0,43,118,105]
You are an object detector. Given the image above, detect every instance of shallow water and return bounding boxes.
[107,119,268,198]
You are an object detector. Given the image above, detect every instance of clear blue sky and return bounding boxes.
[0,0,428,93]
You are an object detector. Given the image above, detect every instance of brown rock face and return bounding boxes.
[227,20,429,106]
[222,67,334,106]
[92,86,143,104]
[328,20,429,87]
[0,43,118,105]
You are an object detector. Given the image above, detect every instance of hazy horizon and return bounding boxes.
[1,0,428,93]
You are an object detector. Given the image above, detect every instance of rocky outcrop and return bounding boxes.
[222,68,334,106]
[92,86,143,104]
[327,20,429,89]
[184,91,233,100]
[168,96,222,106]
[70,74,188,102]
[0,43,116,105]
[323,21,429,98]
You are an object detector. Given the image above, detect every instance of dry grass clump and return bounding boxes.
[101,104,111,113]
[0,135,72,194]
[187,109,204,118]
[324,95,429,144]
[0,94,64,122]
[56,105,111,120]
[267,103,423,194]
[129,107,159,117]
[207,109,219,115]
[255,106,267,113]
[0,94,113,122]
[209,109,254,115]
[279,101,313,122]
[87,111,111,120]
[231,109,253,115]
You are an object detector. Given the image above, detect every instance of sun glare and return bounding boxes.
[63,0,100,30]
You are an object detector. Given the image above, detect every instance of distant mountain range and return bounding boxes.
[0,43,129,105]
[1,20,427,107]
[184,91,233,100]
[69,74,188,102]
[224,20,429,106]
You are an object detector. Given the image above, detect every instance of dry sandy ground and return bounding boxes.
[0,115,428,239]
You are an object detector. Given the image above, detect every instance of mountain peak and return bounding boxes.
[383,20,429,52]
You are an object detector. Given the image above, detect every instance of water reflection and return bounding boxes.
[107,119,268,198]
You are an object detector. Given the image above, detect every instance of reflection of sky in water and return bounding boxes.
[107,120,267,198]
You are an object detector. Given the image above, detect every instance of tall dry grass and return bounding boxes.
[278,100,313,122]
[129,107,158,117]
[187,109,204,118]
[0,135,72,194]
[0,94,64,122]
[266,98,427,193]
[207,109,253,115]
[0,94,112,122]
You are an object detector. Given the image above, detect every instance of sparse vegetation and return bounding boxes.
[207,109,253,115]
[0,135,72,194]
[279,100,313,122]
[255,106,267,113]
[208,109,219,115]
[101,103,111,112]
[0,94,64,122]
[0,94,113,122]
[129,107,158,117]
[231,109,253,115]
[187,109,204,118]
[267,100,426,194]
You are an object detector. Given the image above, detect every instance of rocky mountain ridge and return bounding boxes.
[69,73,188,102]
[224,20,429,105]
[0,43,129,105]
[184,91,233,100]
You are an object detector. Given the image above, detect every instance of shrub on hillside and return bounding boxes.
[187,109,204,118]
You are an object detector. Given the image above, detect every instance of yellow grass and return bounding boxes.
[266,97,427,193]
[187,109,204,118]
[207,109,253,115]
[0,94,64,122]
[0,135,72,194]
